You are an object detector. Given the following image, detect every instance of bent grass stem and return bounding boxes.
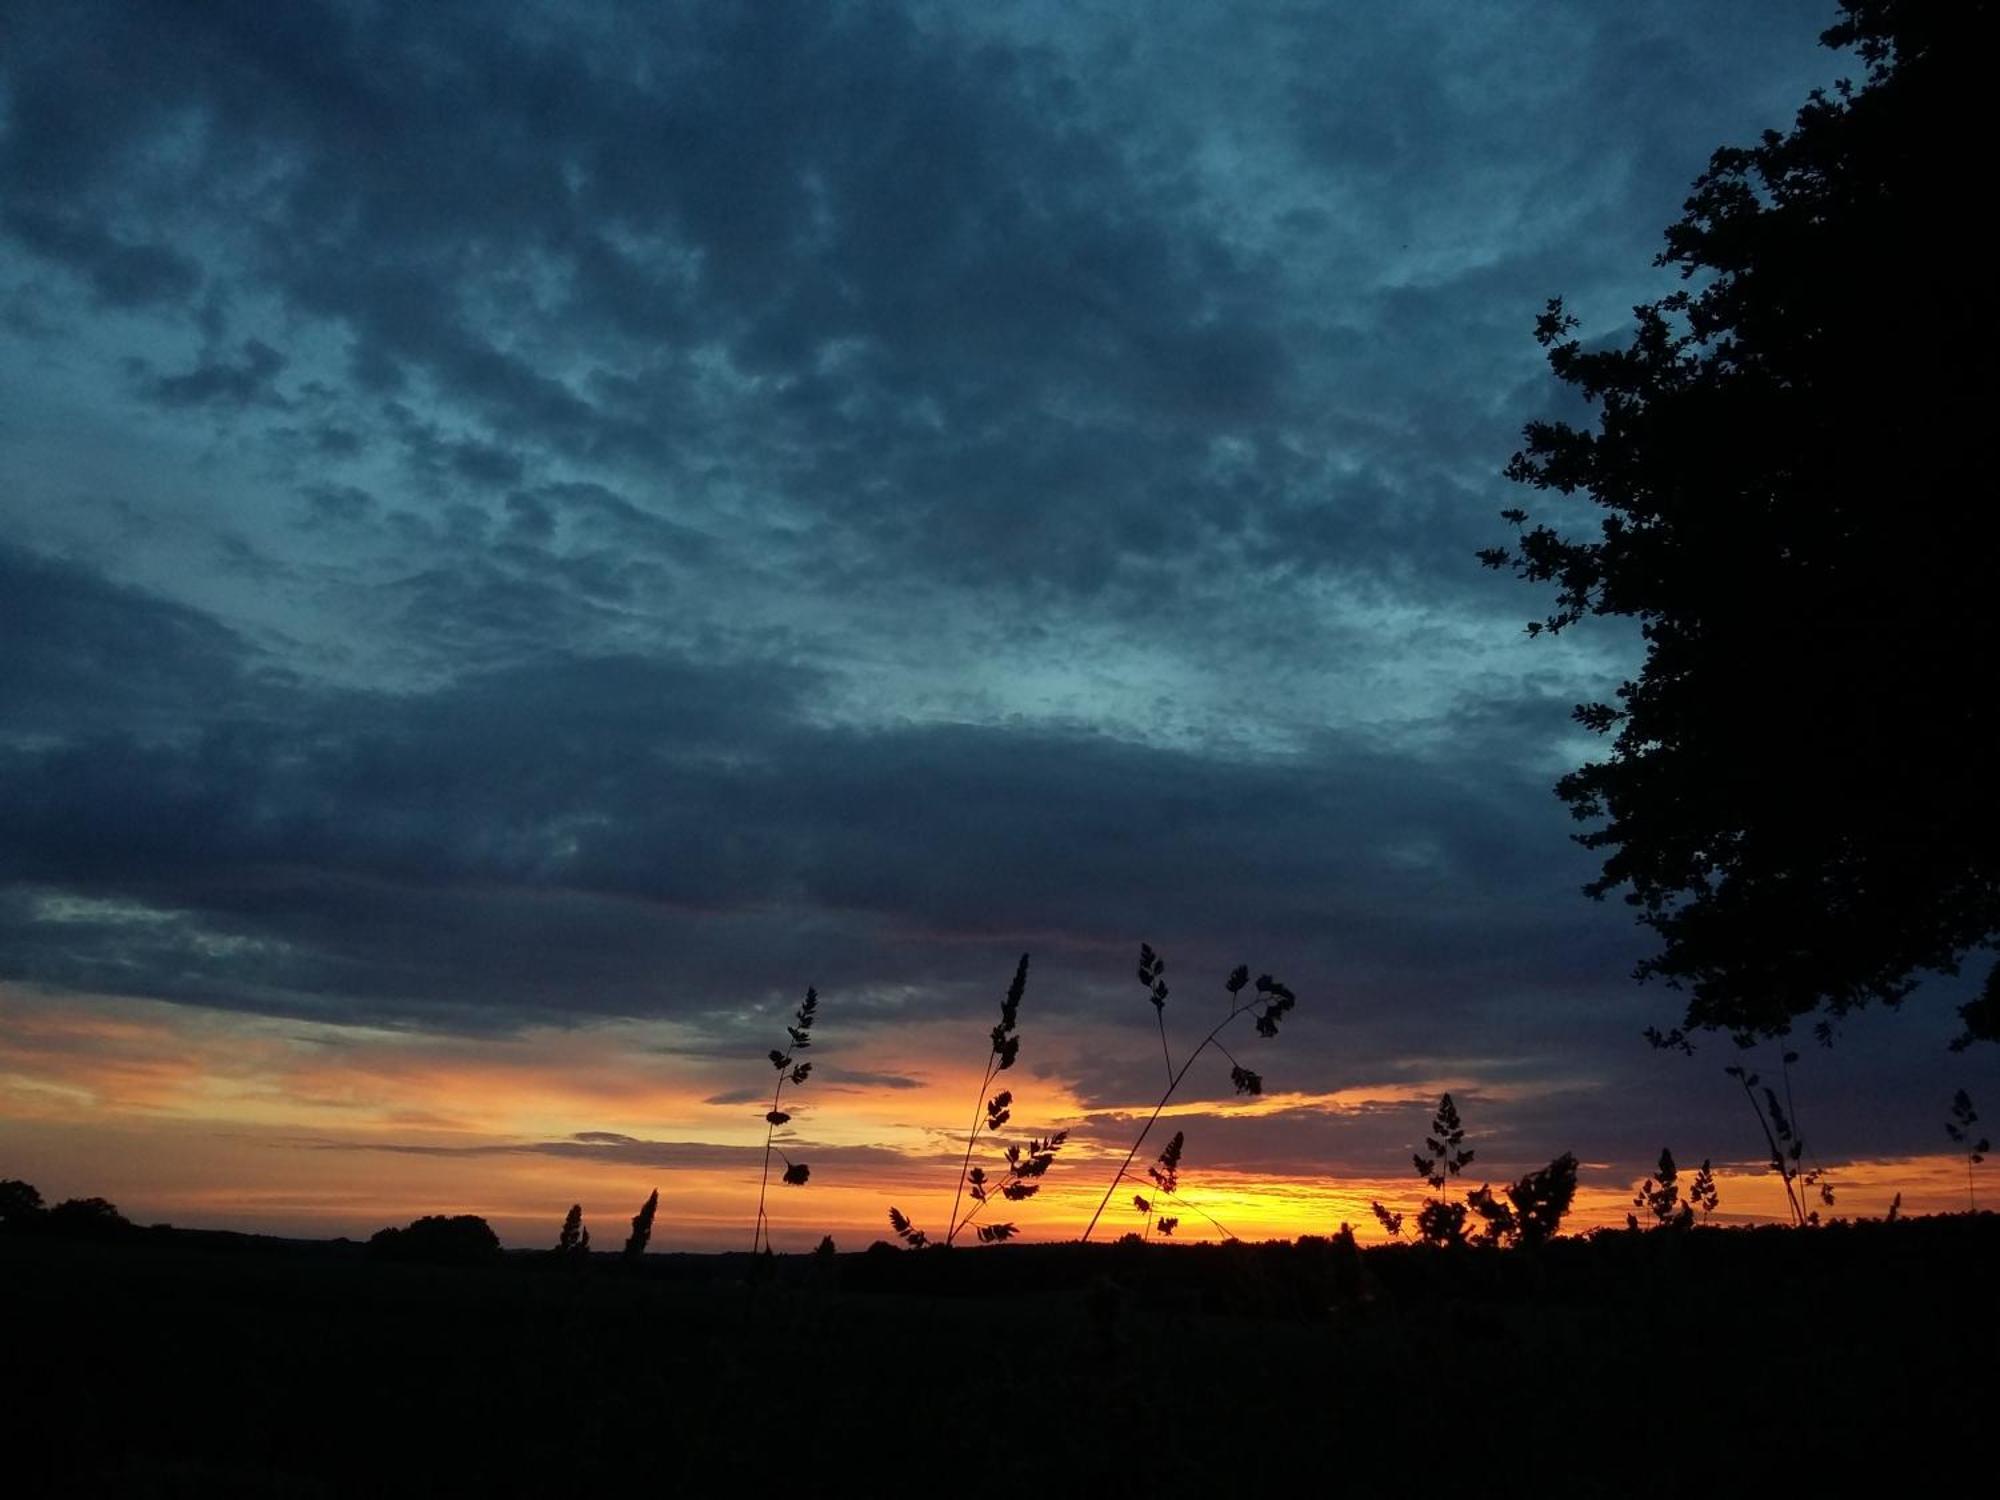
[1081,1000,1258,1243]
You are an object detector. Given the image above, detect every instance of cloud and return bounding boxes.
[0,544,1630,1036]
[134,339,290,411]
[331,1131,927,1176]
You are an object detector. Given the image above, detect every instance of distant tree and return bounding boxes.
[1944,1090,1990,1211]
[1467,1154,1577,1248]
[1482,0,2000,1050]
[624,1189,658,1260]
[0,1179,45,1231]
[1415,1198,1470,1250]
[368,1214,499,1264]
[45,1197,132,1238]
[556,1203,590,1258]
[1505,1153,1578,1247]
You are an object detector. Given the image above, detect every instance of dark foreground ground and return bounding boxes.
[3,1216,1993,1496]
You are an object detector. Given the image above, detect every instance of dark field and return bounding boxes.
[4,1218,1993,1496]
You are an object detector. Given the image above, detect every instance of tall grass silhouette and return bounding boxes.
[1371,1093,1474,1246]
[1725,1054,1833,1226]
[1629,1149,1693,1231]
[1628,1149,1719,1229]
[888,954,1067,1246]
[947,955,1028,1244]
[1079,945,1295,1243]
[1132,1130,1183,1239]
[752,986,819,1254]
[1371,1094,1576,1247]
[1945,1089,1988,1211]
[1688,1158,1720,1223]
[1126,1131,1238,1242]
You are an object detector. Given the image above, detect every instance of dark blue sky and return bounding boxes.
[2,2,1983,1236]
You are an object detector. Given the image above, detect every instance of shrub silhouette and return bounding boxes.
[1945,1089,1989,1211]
[1081,945,1296,1242]
[752,985,820,1254]
[555,1203,590,1259]
[624,1189,658,1260]
[0,1178,45,1232]
[368,1214,499,1264]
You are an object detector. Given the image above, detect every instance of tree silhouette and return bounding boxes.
[1467,1155,1577,1248]
[0,1179,44,1231]
[1505,1153,1578,1247]
[368,1214,498,1264]
[1482,0,2000,1049]
[556,1203,590,1258]
[624,1189,658,1260]
[45,1197,131,1238]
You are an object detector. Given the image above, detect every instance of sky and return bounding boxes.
[2,0,1991,1250]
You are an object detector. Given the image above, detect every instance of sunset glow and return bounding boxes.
[5,984,1974,1247]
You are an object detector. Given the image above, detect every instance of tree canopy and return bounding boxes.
[1484,0,1998,1049]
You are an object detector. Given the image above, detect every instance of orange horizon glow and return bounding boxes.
[2,983,1985,1250]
